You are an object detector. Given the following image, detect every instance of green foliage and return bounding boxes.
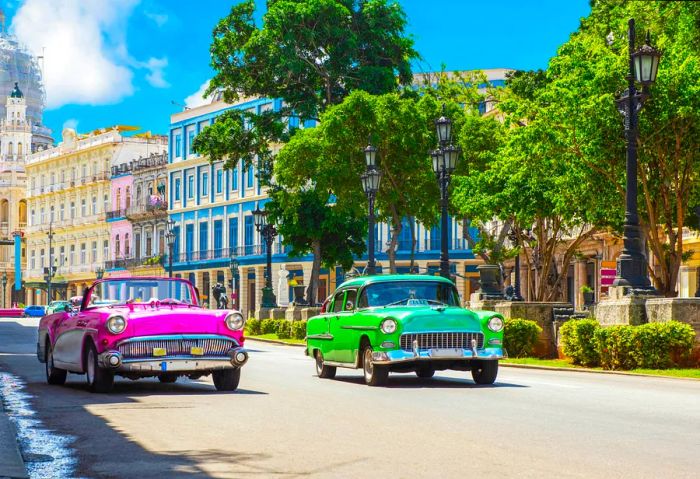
[503,318,542,358]
[560,319,602,367]
[291,321,307,340]
[580,285,594,294]
[245,318,262,336]
[561,319,695,370]
[276,320,292,339]
[260,319,278,335]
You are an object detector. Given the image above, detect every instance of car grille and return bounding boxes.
[400,332,484,351]
[118,337,236,359]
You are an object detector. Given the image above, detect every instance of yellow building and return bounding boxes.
[24,127,167,304]
[679,230,700,297]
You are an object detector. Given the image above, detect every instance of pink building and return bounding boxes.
[108,165,133,266]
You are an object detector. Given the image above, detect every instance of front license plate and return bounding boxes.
[190,346,204,356]
[153,347,167,357]
[430,348,463,358]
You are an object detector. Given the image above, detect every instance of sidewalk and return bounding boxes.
[0,401,27,479]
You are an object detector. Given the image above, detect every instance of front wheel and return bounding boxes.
[471,360,498,385]
[45,342,67,385]
[415,365,435,379]
[212,368,241,391]
[363,347,388,387]
[315,351,336,379]
[85,343,114,393]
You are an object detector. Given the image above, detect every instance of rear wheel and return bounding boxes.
[45,342,67,385]
[363,347,388,387]
[212,368,241,391]
[471,360,498,385]
[158,374,178,384]
[415,365,435,379]
[85,343,114,393]
[315,351,336,379]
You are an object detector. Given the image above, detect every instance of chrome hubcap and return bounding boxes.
[87,350,95,384]
[364,349,373,379]
[315,354,323,373]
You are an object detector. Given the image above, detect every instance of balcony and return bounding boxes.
[105,255,164,270]
[106,209,127,221]
[125,199,168,220]
[27,173,110,197]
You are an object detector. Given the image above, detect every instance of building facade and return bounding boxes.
[23,127,167,303]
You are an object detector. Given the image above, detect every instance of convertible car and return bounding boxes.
[37,277,248,393]
[306,275,505,386]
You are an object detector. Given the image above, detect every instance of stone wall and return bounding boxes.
[646,298,700,343]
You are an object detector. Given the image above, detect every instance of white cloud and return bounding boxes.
[184,80,212,109]
[10,0,170,108]
[62,118,79,130]
[143,57,169,88]
[145,11,168,27]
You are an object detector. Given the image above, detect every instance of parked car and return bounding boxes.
[36,277,248,393]
[24,305,46,317]
[46,301,70,315]
[306,275,505,386]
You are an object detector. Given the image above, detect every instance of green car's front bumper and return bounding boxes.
[370,347,505,365]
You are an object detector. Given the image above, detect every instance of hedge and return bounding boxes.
[503,318,542,358]
[560,319,695,370]
[245,318,307,340]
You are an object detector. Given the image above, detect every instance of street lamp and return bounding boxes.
[612,19,661,294]
[432,106,461,279]
[506,228,524,301]
[253,207,277,308]
[1,272,7,309]
[166,219,175,278]
[95,267,105,280]
[361,141,382,275]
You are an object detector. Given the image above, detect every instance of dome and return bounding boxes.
[0,33,45,126]
[10,81,22,98]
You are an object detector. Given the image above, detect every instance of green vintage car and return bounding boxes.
[305,274,505,386]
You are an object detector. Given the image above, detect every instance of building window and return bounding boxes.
[49,206,54,222]
[202,172,209,197]
[188,129,195,155]
[30,209,35,225]
[59,204,65,221]
[60,246,65,267]
[199,221,208,253]
[103,240,108,261]
[244,215,254,254]
[246,164,254,188]
[231,167,238,191]
[175,178,181,201]
[124,234,130,257]
[146,231,153,256]
[103,194,108,212]
[80,243,86,264]
[81,199,86,216]
[70,245,76,265]
[175,134,182,158]
[188,175,194,199]
[116,188,121,210]
[30,251,35,270]
[91,241,97,262]
[92,196,97,215]
[40,248,45,267]
[70,202,76,219]
[216,169,223,194]
[135,233,141,258]
[40,207,45,224]
[125,187,131,209]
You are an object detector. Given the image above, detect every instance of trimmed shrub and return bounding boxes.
[276,320,292,339]
[291,321,307,340]
[503,318,542,358]
[595,325,637,370]
[560,319,601,367]
[261,319,278,335]
[246,318,262,336]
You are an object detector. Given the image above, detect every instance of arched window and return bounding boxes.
[125,186,131,209]
[115,234,120,257]
[91,196,97,215]
[7,142,13,155]
[116,188,121,211]
[17,142,22,156]
[124,233,130,257]
[136,185,142,205]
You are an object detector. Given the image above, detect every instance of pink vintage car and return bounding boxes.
[36,277,248,393]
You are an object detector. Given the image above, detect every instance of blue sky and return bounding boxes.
[4,0,590,139]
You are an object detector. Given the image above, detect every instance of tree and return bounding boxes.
[195,0,418,303]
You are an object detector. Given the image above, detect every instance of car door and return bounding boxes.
[328,288,358,364]
[52,306,90,371]
[324,289,347,362]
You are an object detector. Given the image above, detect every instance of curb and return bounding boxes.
[0,396,29,479]
[501,362,700,381]
[247,337,305,348]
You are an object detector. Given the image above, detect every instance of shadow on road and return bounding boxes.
[333,374,529,389]
[0,319,271,478]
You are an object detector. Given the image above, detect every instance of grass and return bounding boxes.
[247,333,306,345]
[503,357,700,379]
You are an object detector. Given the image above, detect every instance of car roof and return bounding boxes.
[337,274,454,290]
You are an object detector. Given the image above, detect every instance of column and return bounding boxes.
[576,260,587,308]
[239,268,249,318]
[254,265,265,311]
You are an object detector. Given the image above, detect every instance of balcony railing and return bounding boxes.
[105,209,127,220]
[27,173,110,197]
[125,201,167,218]
[105,255,164,270]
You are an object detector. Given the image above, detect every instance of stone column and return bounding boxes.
[302,263,313,303]
[255,265,265,310]
[576,260,587,309]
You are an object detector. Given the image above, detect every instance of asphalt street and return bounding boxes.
[1,317,699,478]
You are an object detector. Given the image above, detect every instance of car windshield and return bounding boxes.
[88,279,197,307]
[357,281,460,308]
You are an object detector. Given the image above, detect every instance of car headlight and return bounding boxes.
[380,318,397,334]
[488,316,504,332]
[226,312,245,331]
[106,315,127,334]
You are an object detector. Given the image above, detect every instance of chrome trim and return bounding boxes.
[399,331,485,351]
[340,325,378,331]
[119,358,236,372]
[306,333,333,340]
[117,334,240,345]
[371,347,505,365]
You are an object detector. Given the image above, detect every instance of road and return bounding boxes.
[1,317,699,478]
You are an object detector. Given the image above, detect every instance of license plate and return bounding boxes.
[153,347,167,357]
[190,346,204,356]
[430,348,463,358]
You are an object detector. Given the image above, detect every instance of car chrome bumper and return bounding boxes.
[371,347,505,365]
[98,347,249,372]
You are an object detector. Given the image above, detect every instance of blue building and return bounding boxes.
[168,69,510,317]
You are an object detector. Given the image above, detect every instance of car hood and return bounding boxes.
[364,306,482,333]
[108,306,236,337]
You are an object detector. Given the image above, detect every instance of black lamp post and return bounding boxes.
[229,255,240,308]
[253,207,277,308]
[431,107,461,279]
[361,141,381,275]
[95,267,105,280]
[1,272,7,308]
[612,19,661,294]
[166,219,175,278]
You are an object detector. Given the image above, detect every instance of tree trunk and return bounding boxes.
[409,220,416,273]
[306,239,322,305]
[387,208,401,274]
